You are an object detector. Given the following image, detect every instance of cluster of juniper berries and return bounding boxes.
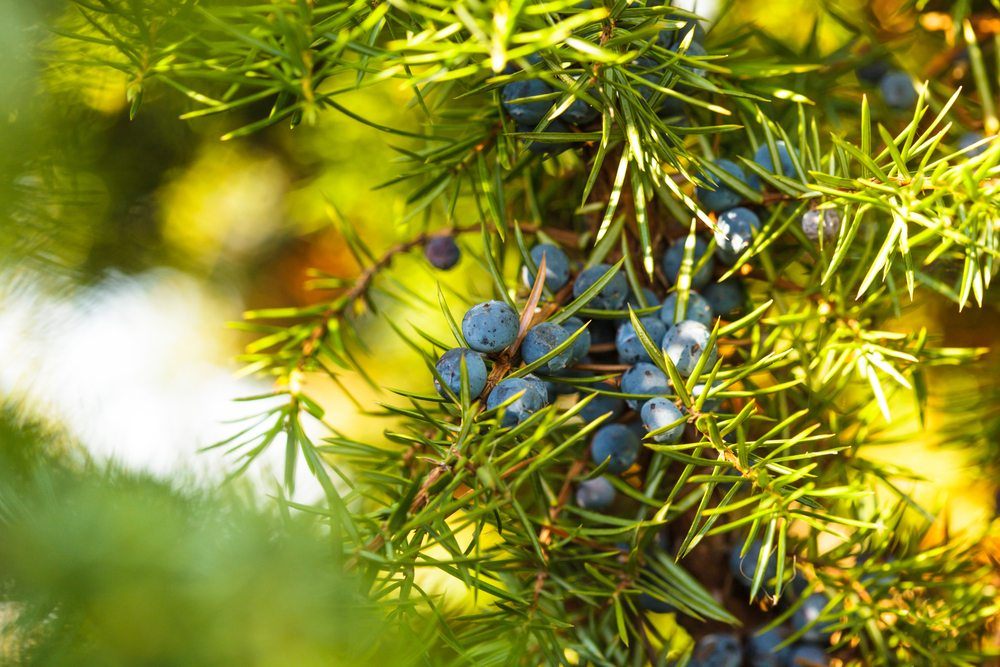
[419,17,989,667]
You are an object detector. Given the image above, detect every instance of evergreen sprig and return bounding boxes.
[53,1,1000,664]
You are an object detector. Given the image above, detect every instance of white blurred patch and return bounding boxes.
[0,268,322,500]
[672,0,720,23]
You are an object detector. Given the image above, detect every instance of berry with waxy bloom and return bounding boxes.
[434,348,487,397]
[462,301,519,354]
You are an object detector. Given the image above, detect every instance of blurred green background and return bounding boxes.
[0,0,998,662]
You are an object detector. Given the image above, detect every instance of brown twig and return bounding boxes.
[539,458,587,550]
[532,458,588,608]
[574,362,631,372]
[298,220,554,373]
[298,224,479,368]
[344,458,452,571]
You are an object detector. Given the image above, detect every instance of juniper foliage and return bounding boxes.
[51,1,1000,665]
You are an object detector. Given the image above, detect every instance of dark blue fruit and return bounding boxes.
[435,348,487,398]
[879,70,916,109]
[638,592,674,614]
[801,208,842,242]
[522,321,572,372]
[575,476,616,510]
[486,377,546,426]
[579,382,625,424]
[424,236,460,270]
[523,243,571,291]
[501,78,553,125]
[615,316,667,364]
[630,55,687,114]
[627,287,661,310]
[662,236,715,289]
[591,423,641,473]
[746,627,790,667]
[753,140,797,179]
[786,644,829,666]
[660,93,685,118]
[523,372,556,404]
[855,59,889,85]
[500,52,542,75]
[697,158,749,212]
[792,593,832,643]
[715,207,761,264]
[517,118,572,155]
[563,87,599,125]
[959,131,988,158]
[631,56,665,104]
[690,633,743,667]
[561,316,591,363]
[573,263,629,310]
[661,320,716,377]
[620,362,671,410]
[660,291,713,326]
[640,397,684,443]
[703,279,745,317]
[462,300,520,353]
[626,419,646,440]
